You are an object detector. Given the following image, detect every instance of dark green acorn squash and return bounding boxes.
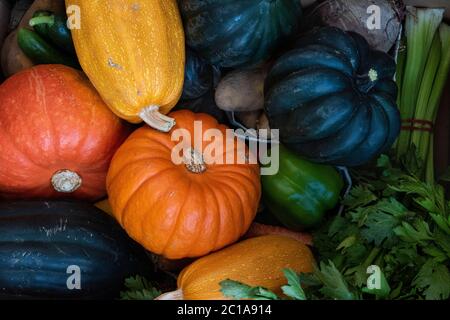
[182,47,220,101]
[0,201,151,299]
[264,27,401,167]
[179,0,302,68]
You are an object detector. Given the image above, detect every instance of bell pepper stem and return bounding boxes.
[139,105,175,132]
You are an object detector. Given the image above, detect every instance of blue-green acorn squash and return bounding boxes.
[0,201,151,299]
[179,0,303,68]
[182,47,221,101]
[264,27,401,167]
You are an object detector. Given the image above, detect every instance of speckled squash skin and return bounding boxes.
[179,0,302,68]
[66,0,185,123]
[177,235,315,300]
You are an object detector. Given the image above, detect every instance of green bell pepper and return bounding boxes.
[261,144,344,230]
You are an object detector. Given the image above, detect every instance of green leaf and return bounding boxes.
[345,264,368,288]
[376,154,391,169]
[120,276,161,300]
[422,245,447,262]
[434,231,450,258]
[394,221,433,244]
[328,216,350,238]
[345,242,369,265]
[219,280,280,300]
[315,261,357,300]
[281,269,307,300]
[429,212,450,235]
[342,185,377,210]
[337,236,357,251]
[361,198,407,246]
[413,260,450,300]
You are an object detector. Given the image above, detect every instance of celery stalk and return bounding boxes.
[410,34,441,163]
[425,23,450,183]
[395,7,444,159]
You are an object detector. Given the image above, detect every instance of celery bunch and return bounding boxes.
[395,7,450,183]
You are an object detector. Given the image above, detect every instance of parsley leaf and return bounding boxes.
[120,276,161,300]
[220,280,280,300]
[360,198,407,246]
[281,269,307,300]
[413,260,450,300]
[314,261,358,300]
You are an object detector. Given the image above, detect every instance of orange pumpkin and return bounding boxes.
[106,110,261,259]
[0,64,130,200]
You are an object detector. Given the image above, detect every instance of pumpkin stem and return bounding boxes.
[184,148,207,174]
[139,105,176,132]
[51,170,82,193]
[155,289,184,300]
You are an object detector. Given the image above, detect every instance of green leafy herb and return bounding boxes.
[220,268,308,300]
[120,276,161,300]
[309,151,450,300]
[413,260,450,300]
[281,269,307,300]
[219,280,279,300]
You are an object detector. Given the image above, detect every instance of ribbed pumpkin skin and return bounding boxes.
[179,0,302,68]
[66,0,185,122]
[106,110,261,259]
[0,65,129,200]
[0,201,150,299]
[265,27,401,167]
[178,235,314,300]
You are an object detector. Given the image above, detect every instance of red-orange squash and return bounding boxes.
[0,64,130,200]
[106,110,261,259]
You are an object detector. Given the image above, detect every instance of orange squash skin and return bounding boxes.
[66,0,185,123]
[106,110,261,259]
[0,64,130,200]
[177,235,315,300]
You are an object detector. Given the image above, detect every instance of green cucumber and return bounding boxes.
[17,28,79,69]
[29,10,76,54]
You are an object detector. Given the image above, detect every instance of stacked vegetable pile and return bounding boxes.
[0,0,449,300]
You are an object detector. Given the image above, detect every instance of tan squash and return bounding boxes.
[66,0,185,132]
[157,235,315,300]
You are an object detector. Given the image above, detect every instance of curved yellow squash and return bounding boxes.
[66,0,185,130]
[158,235,315,300]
